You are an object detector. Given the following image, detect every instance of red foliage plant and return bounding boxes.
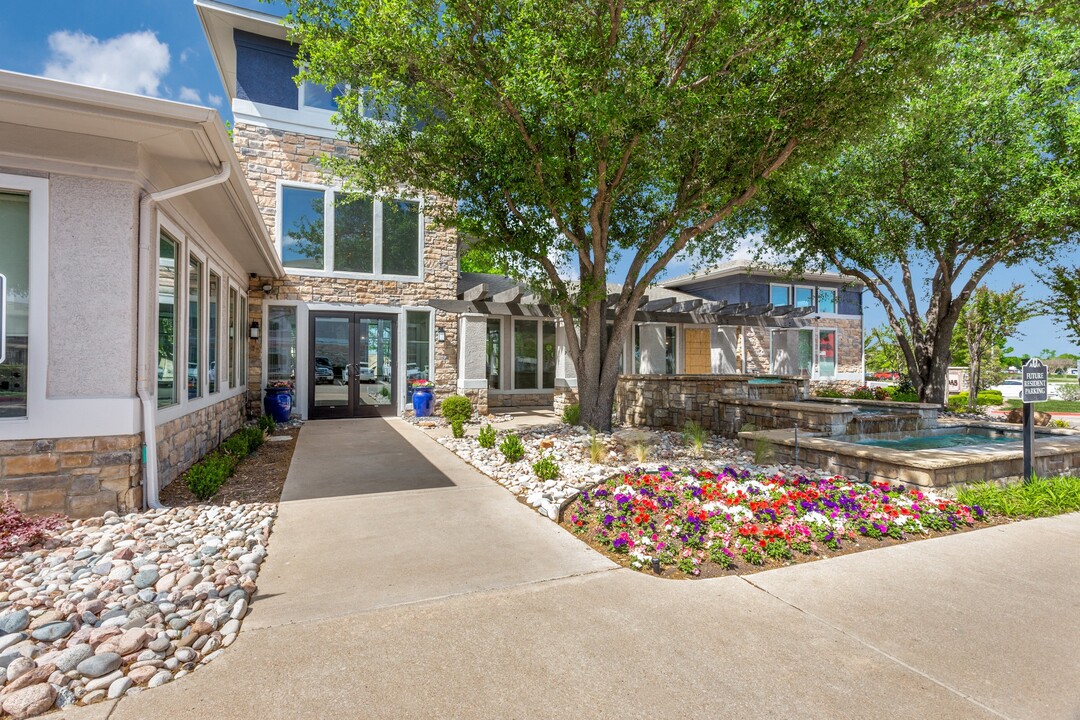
[0,500,65,554]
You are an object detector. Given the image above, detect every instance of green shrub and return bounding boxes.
[221,432,251,458]
[451,419,465,438]
[1057,384,1080,402]
[477,424,497,448]
[814,388,846,399]
[257,415,276,434]
[890,390,920,403]
[532,454,560,480]
[185,452,235,501]
[499,433,525,463]
[957,476,1080,518]
[243,425,265,451]
[849,386,876,400]
[948,390,1004,411]
[561,403,581,426]
[1051,419,1071,429]
[441,394,473,425]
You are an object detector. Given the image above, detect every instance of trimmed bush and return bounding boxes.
[258,415,276,434]
[441,394,473,425]
[561,403,581,426]
[221,432,251,458]
[451,419,465,438]
[948,390,1004,411]
[499,433,525,463]
[185,452,235,501]
[532,454,560,480]
[477,424,497,448]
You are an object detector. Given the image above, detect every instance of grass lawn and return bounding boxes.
[958,476,1080,517]
[1003,399,1080,413]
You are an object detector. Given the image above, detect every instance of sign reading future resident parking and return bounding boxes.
[1022,358,1048,403]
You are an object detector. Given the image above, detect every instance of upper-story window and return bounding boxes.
[770,284,790,307]
[279,184,423,280]
[300,81,345,112]
[794,286,814,308]
[818,288,837,313]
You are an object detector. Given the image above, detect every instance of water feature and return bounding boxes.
[848,427,1019,451]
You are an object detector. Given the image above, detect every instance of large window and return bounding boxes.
[818,329,837,377]
[771,329,813,376]
[208,272,220,393]
[770,284,790,307]
[486,319,501,389]
[267,305,297,386]
[633,325,677,374]
[228,287,238,388]
[239,297,248,387]
[188,256,202,399]
[818,288,837,314]
[301,80,346,111]
[157,234,178,408]
[405,310,431,398]
[511,319,555,390]
[0,192,29,418]
[794,286,814,308]
[279,185,422,279]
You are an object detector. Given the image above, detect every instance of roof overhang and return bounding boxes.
[661,260,862,289]
[196,0,291,102]
[0,70,284,278]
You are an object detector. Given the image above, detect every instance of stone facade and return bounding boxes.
[553,386,578,418]
[489,391,555,409]
[0,435,142,518]
[156,393,246,490]
[741,328,770,373]
[233,122,459,416]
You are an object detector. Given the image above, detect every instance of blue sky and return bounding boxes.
[1,2,1076,356]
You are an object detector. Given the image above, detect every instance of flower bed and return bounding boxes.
[566,466,994,576]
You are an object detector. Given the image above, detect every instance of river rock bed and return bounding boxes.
[431,423,844,520]
[0,503,275,717]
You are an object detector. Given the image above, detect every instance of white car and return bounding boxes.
[352,363,375,383]
[992,379,1024,400]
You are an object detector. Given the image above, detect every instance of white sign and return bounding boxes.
[1022,358,1048,403]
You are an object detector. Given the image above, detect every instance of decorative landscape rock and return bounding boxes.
[0,502,275,717]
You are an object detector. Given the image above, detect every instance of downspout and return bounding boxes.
[137,162,232,510]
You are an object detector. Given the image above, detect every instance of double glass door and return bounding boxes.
[309,311,397,419]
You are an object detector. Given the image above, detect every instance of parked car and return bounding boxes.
[314,356,334,385]
[406,362,426,381]
[354,363,375,383]
[871,371,900,382]
[992,379,1024,400]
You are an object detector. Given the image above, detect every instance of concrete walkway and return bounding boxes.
[67,419,1080,720]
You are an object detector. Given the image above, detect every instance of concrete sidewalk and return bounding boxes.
[71,419,1080,720]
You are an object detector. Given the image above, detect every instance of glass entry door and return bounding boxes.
[309,311,397,419]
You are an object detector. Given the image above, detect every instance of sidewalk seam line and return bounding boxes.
[738,576,1016,720]
[244,565,621,633]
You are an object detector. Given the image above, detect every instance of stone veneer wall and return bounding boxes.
[156,393,246,490]
[233,122,459,416]
[0,436,143,518]
[553,386,578,418]
[489,391,555,409]
[615,375,809,435]
[741,317,862,376]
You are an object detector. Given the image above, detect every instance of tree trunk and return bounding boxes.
[570,292,637,432]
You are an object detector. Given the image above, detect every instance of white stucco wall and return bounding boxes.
[457,314,488,388]
[48,175,138,398]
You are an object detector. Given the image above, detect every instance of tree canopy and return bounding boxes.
[280,0,1055,426]
[744,21,1080,404]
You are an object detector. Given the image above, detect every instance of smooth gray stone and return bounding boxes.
[76,652,123,679]
[100,608,127,622]
[0,610,29,635]
[134,568,159,589]
[30,622,73,643]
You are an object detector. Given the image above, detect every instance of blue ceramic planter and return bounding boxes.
[264,387,293,423]
[412,387,434,417]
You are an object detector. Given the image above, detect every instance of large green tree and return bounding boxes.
[743,22,1080,405]
[281,0,1042,428]
[1039,265,1080,352]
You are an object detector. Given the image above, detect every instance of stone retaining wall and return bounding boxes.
[156,394,246,490]
[0,435,143,518]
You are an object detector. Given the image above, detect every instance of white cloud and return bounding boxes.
[43,30,170,97]
[178,86,202,104]
[179,48,193,64]
[208,93,224,107]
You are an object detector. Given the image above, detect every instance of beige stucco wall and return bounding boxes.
[47,174,138,398]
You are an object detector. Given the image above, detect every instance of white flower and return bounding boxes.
[801,511,831,526]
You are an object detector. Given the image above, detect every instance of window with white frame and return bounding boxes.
[208,272,220,394]
[279,184,423,279]
[0,192,30,418]
[228,287,238,388]
[632,325,677,373]
[300,80,346,112]
[818,329,837,377]
[158,233,178,409]
[486,319,501,389]
[511,319,555,390]
[770,284,790,307]
[188,255,202,400]
[794,286,814,308]
[239,296,248,387]
[817,288,837,314]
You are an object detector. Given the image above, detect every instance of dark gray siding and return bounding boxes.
[839,288,863,315]
[670,274,863,314]
[235,30,299,110]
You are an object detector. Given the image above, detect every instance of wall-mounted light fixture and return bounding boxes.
[262,283,273,293]
[435,326,446,343]
[249,321,260,339]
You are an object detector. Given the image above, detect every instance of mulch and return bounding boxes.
[159,427,300,507]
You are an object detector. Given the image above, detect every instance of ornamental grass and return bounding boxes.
[566,467,993,576]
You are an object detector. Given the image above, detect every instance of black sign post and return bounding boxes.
[1021,358,1048,483]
